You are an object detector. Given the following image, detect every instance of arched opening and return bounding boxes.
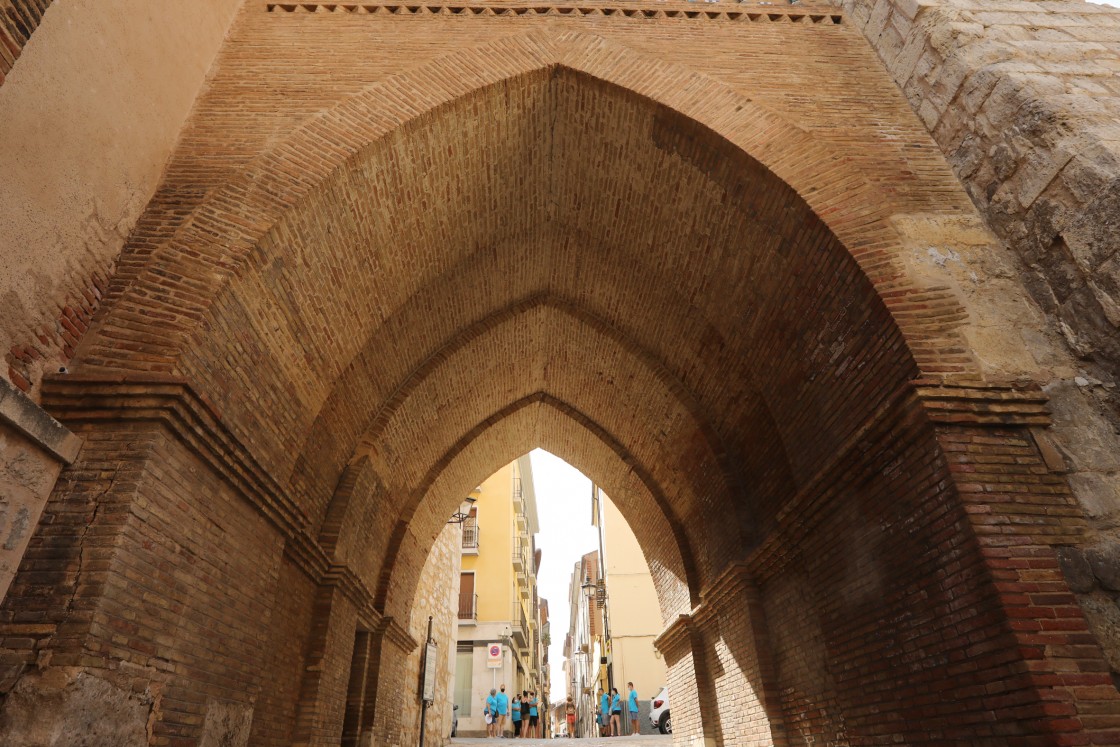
[2,47,1114,747]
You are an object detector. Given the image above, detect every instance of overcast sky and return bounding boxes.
[529,449,602,703]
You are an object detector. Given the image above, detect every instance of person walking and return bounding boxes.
[486,689,498,738]
[496,684,509,737]
[598,688,610,737]
[627,682,639,736]
[609,687,622,737]
[520,691,531,738]
[564,695,576,738]
[511,693,523,738]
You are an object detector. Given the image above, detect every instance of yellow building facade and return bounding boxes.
[453,456,546,736]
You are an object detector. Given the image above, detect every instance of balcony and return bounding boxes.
[512,603,529,645]
[512,537,527,571]
[512,476,524,513]
[458,592,478,622]
[461,519,479,553]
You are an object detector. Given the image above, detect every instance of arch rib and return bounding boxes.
[370,392,702,612]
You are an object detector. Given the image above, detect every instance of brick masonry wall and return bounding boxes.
[752,396,1120,744]
[0,421,292,746]
[0,0,52,84]
[249,557,318,747]
[659,630,708,747]
[0,424,159,745]
[696,575,786,746]
[3,3,1120,745]
[757,403,1000,744]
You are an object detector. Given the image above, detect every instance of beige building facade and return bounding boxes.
[602,496,668,720]
[564,494,667,737]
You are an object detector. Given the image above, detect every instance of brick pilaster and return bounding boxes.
[692,563,788,747]
[368,616,421,746]
[292,585,361,747]
[655,614,717,747]
[921,380,1120,744]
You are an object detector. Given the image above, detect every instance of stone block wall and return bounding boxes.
[397,523,462,747]
[0,378,79,601]
[842,0,1120,521]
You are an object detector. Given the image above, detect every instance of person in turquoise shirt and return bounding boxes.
[511,693,522,738]
[496,685,509,737]
[609,687,622,736]
[528,690,540,738]
[486,689,498,738]
[599,688,610,736]
[627,682,640,735]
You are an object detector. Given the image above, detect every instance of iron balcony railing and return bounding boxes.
[512,536,528,569]
[512,602,529,645]
[462,519,479,549]
[458,592,478,620]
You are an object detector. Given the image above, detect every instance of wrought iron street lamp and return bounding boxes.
[447,495,477,524]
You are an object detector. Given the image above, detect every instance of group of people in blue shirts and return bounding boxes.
[485,684,541,738]
[597,683,640,737]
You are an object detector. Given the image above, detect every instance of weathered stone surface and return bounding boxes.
[199,699,254,747]
[1088,543,1120,592]
[0,670,151,747]
[1058,546,1096,594]
[845,0,1120,587]
[0,0,243,398]
[0,378,79,602]
[1076,592,1120,674]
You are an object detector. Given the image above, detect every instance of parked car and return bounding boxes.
[649,686,671,734]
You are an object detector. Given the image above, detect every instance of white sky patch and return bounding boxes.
[1088,0,1120,6]
[530,449,601,703]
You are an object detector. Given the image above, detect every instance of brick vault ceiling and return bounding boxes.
[86,68,920,602]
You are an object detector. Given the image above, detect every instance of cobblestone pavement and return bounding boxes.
[451,737,671,746]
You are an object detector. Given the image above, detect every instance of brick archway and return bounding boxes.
[2,26,1119,747]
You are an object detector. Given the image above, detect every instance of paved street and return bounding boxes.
[452,738,671,746]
